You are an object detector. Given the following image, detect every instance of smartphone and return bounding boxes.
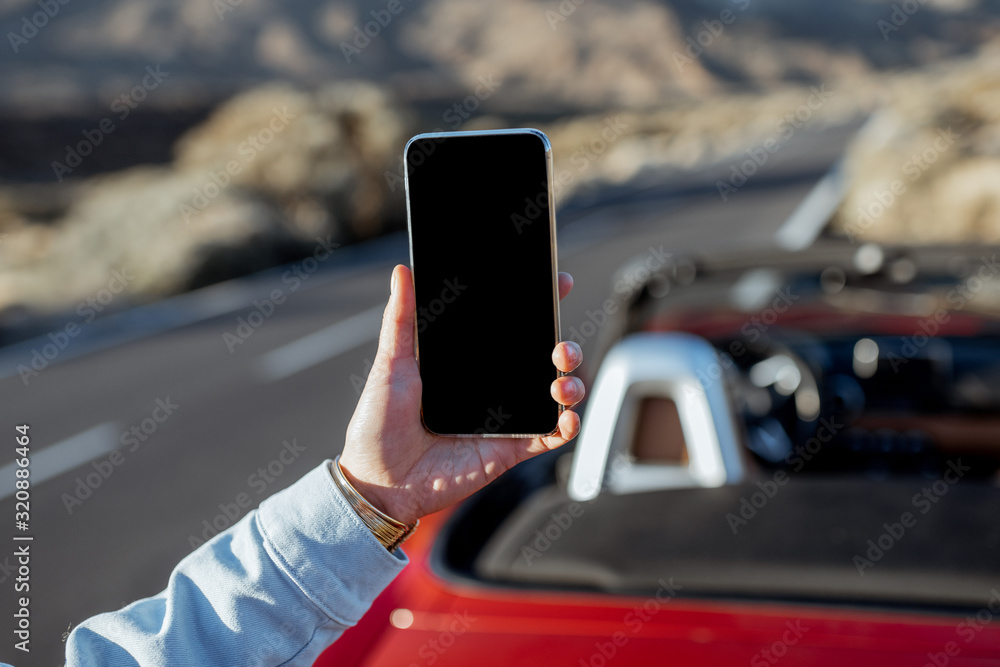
[404,129,561,437]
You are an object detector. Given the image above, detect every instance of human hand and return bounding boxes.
[340,264,584,525]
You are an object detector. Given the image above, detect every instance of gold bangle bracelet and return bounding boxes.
[331,455,418,553]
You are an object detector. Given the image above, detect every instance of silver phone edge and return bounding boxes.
[403,128,562,438]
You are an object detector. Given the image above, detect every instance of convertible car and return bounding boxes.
[318,222,1000,665]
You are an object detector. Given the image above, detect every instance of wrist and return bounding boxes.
[330,456,418,551]
[337,454,421,525]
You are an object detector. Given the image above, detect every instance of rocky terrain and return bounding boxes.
[0,82,409,314]
[1,0,999,322]
[831,46,1000,245]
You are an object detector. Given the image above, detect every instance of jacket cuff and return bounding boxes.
[256,459,408,627]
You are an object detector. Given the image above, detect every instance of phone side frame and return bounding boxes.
[402,128,563,438]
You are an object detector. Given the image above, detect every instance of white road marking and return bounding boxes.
[0,232,405,381]
[1,422,119,500]
[774,162,846,251]
[254,305,385,382]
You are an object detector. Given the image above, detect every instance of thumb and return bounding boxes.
[375,264,417,366]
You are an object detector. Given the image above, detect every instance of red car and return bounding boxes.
[319,233,1000,666]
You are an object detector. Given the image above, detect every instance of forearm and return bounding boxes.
[66,460,407,666]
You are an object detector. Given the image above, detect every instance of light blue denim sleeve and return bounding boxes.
[64,459,408,666]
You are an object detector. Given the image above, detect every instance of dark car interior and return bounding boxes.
[432,238,1000,613]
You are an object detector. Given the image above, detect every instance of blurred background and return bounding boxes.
[1,0,999,323]
[1,0,999,664]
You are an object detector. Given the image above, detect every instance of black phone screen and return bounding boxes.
[405,130,560,436]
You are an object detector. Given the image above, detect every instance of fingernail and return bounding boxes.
[568,342,581,363]
[390,269,398,295]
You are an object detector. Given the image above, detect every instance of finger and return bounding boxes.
[558,272,573,301]
[540,410,582,450]
[376,264,417,364]
[550,375,585,406]
[557,409,581,441]
[510,408,582,466]
[552,341,583,373]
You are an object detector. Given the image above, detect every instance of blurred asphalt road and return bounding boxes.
[0,123,855,666]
